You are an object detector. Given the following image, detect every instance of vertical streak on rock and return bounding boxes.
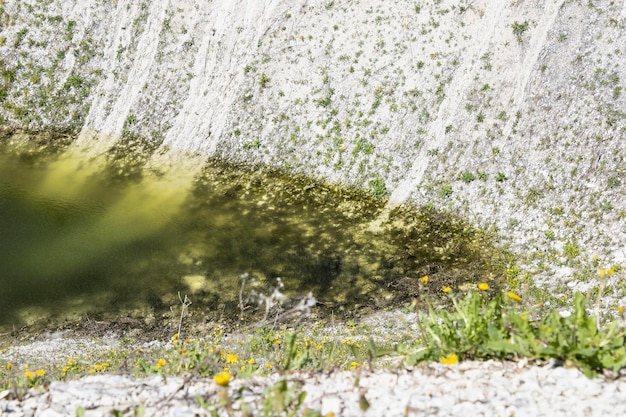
[388,2,509,205]
[500,0,566,143]
[159,0,286,157]
[56,0,97,89]
[74,0,170,157]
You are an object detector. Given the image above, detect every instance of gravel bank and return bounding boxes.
[2,360,626,416]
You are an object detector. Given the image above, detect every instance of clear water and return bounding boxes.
[0,146,505,329]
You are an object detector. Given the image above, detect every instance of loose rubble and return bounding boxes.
[2,360,626,416]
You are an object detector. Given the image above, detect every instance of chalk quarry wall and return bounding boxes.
[2,0,626,293]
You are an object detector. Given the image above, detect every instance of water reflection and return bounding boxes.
[0,149,505,328]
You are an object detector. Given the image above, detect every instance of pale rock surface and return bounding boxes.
[2,360,626,417]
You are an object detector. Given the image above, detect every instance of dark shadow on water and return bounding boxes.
[0,143,511,331]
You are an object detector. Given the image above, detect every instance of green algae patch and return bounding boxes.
[0,136,511,332]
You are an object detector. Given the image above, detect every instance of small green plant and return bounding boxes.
[314,92,333,108]
[65,20,76,41]
[439,183,453,197]
[13,28,28,48]
[259,73,271,88]
[460,172,476,183]
[65,75,84,89]
[125,114,137,126]
[564,240,580,260]
[613,86,622,99]
[511,21,530,42]
[481,52,492,71]
[368,177,388,197]
[495,172,507,182]
[1,68,17,83]
[242,139,261,150]
[608,176,621,188]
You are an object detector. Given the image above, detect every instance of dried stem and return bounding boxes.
[177,292,192,338]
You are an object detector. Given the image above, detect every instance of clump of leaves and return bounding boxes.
[402,291,626,377]
[368,177,388,197]
[511,20,530,42]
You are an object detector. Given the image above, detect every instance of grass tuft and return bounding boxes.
[400,290,626,378]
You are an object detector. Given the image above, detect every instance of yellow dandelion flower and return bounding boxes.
[439,353,458,365]
[172,333,179,346]
[478,283,489,291]
[349,361,360,370]
[35,369,45,377]
[265,363,273,369]
[599,269,607,278]
[6,362,12,370]
[213,371,231,387]
[617,306,624,316]
[226,353,239,364]
[442,286,451,294]
[608,267,617,276]
[156,358,166,368]
[506,291,522,302]
[247,358,256,365]
[420,275,429,285]
[24,371,35,379]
